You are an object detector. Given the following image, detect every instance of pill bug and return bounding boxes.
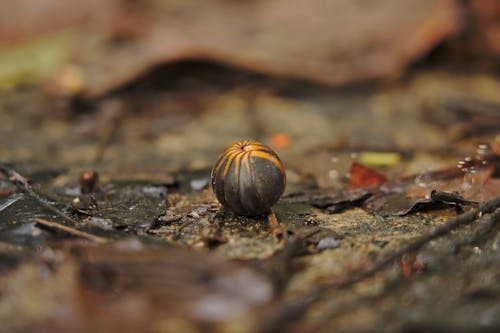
[211,140,286,217]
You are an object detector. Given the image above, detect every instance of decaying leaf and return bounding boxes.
[346,162,388,190]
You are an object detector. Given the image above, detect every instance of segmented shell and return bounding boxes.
[211,140,286,217]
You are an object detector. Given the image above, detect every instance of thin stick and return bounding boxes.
[1,163,109,244]
[33,218,108,244]
[173,219,195,240]
[341,195,500,288]
[258,196,500,333]
[0,163,79,225]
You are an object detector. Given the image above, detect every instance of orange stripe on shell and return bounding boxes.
[249,150,286,183]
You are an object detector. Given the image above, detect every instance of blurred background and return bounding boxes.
[1,0,499,179]
[1,0,500,201]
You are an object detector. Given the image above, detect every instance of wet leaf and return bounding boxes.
[346,162,388,190]
[310,190,372,214]
[365,191,476,217]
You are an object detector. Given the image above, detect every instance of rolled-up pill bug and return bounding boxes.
[211,140,286,217]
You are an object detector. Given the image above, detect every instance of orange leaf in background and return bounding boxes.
[347,162,388,190]
[269,133,292,149]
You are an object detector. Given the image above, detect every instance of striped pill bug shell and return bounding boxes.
[211,140,286,217]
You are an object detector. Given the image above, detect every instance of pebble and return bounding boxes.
[317,237,340,250]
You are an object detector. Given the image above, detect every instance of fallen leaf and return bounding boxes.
[347,162,388,190]
[310,190,372,214]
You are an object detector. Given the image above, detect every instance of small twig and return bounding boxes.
[268,210,286,240]
[173,219,195,240]
[258,196,500,333]
[318,206,500,332]
[0,193,24,212]
[0,163,79,225]
[33,218,108,244]
[1,163,108,244]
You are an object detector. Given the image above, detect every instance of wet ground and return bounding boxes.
[0,64,499,332]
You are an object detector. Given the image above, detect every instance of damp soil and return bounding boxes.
[0,67,499,333]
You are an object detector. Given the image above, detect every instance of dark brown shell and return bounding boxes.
[211,140,286,217]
